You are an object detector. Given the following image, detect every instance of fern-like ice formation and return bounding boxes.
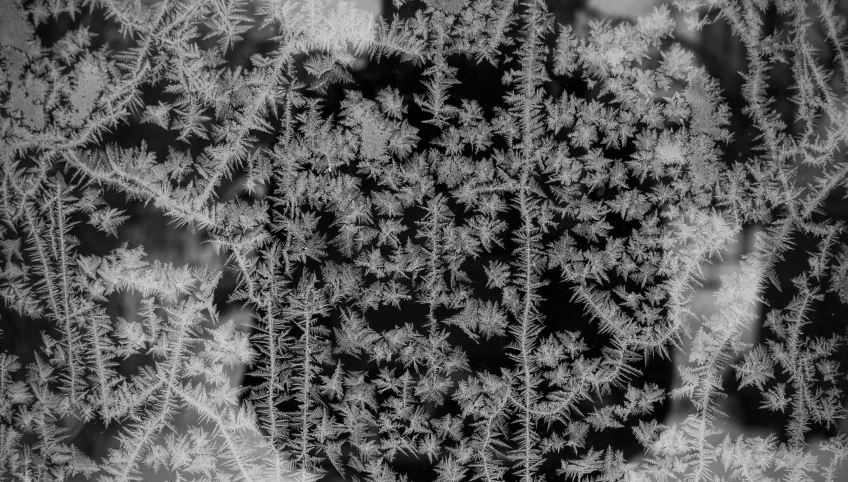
[1,0,848,481]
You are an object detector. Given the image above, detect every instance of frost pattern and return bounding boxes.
[1,0,848,481]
